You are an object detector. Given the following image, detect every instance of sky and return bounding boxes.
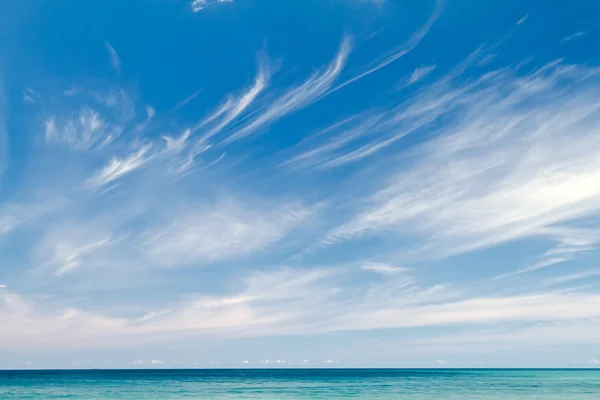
[1,0,600,369]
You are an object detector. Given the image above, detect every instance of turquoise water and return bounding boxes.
[1,369,599,399]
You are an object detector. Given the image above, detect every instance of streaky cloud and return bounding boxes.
[3,266,600,348]
[105,41,121,73]
[324,0,444,97]
[171,89,202,111]
[162,129,191,153]
[197,62,269,144]
[516,14,528,25]
[561,31,588,43]
[223,37,352,143]
[362,262,406,275]
[325,59,600,267]
[140,200,311,266]
[88,144,153,187]
[406,65,436,86]
[191,0,234,13]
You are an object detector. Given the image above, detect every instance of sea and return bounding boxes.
[1,369,599,399]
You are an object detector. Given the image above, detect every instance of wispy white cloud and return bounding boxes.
[516,14,528,25]
[162,129,191,154]
[361,262,406,275]
[63,86,78,97]
[1,207,30,237]
[436,359,448,365]
[141,201,312,266]
[133,359,144,365]
[43,100,130,151]
[151,359,164,365]
[35,224,117,277]
[3,265,600,349]
[502,228,600,277]
[541,270,600,287]
[0,202,59,237]
[158,64,270,170]
[561,31,588,43]
[224,37,351,143]
[282,113,382,169]
[23,88,41,104]
[87,144,152,188]
[105,42,121,72]
[146,106,155,119]
[326,0,443,95]
[406,65,436,86]
[171,89,202,111]
[197,63,269,144]
[53,238,114,277]
[325,60,600,266]
[477,53,496,66]
[191,0,234,13]
[285,51,511,170]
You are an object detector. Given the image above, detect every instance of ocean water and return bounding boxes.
[1,369,599,399]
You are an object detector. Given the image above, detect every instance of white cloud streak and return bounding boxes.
[44,108,105,149]
[0,202,59,237]
[43,89,135,151]
[36,225,117,277]
[224,37,351,143]
[3,266,600,349]
[541,270,600,287]
[105,42,121,73]
[326,0,443,96]
[88,144,152,188]
[141,201,311,266]
[361,262,406,275]
[172,90,202,111]
[561,31,588,43]
[286,52,513,170]
[162,129,191,153]
[406,65,436,86]
[191,0,234,13]
[502,228,600,277]
[197,63,269,144]
[325,60,600,264]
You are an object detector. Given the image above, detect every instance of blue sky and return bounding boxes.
[1,0,600,369]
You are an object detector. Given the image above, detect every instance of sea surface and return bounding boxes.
[1,369,599,399]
